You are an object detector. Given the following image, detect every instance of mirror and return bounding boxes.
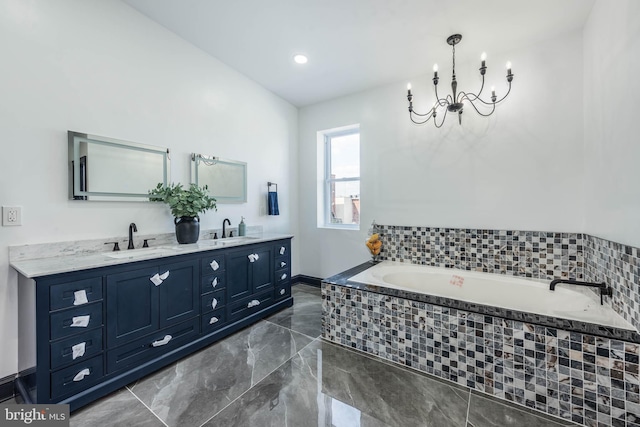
[68,131,170,201]
[191,154,247,203]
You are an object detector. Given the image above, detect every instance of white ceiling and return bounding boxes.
[123,0,595,107]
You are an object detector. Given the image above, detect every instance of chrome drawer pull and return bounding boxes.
[150,273,163,286]
[72,342,86,360]
[73,290,88,306]
[73,368,90,382]
[280,247,286,255]
[253,253,259,260]
[151,335,172,347]
[150,271,169,286]
[209,316,219,325]
[70,315,90,328]
[280,289,286,295]
[281,273,287,280]
[211,298,218,310]
[210,260,220,271]
[247,299,260,308]
[248,254,255,263]
[280,261,287,268]
[212,277,218,288]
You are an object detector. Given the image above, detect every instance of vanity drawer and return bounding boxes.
[275,258,290,270]
[274,242,290,258]
[228,290,273,322]
[201,289,226,314]
[107,318,198,374]
[274,283,291,301]
[201,309,226,334]
[50,303,103,341]
[50,277,103,311]
[201,272,225,294]
[50,328,103,370]
[50,355,104,400]
[201,254,225,275]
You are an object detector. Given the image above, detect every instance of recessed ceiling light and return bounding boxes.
[293,54,308,64]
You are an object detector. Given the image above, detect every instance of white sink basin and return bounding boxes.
[198,236,259,247]
[104,247,180,259]
[219,236,259,243]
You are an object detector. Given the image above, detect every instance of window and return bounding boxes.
[320,125,360,229]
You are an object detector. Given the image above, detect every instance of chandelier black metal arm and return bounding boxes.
[406,34,514,127]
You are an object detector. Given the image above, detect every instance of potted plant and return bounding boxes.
[149,183,217,244]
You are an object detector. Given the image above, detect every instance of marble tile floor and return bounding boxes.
[65,284,578,427]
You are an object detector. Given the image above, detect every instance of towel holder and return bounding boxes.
[268,182,278,192]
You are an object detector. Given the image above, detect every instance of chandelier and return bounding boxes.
[406,34,514,127]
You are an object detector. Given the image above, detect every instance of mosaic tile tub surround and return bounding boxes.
[321,284,640,427]
[321,225,640,426]
[375,225,640,333]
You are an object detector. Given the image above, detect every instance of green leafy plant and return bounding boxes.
[149,183,217,218]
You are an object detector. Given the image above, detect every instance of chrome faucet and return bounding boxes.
[549,278,613,305]
[128,223,137,249]
[222,218,231,238]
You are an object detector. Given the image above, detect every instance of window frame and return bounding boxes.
[322,127,360,230]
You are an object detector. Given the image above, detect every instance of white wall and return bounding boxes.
[583,0,640,248]
[298,31,586,279]
[0,0,298,377]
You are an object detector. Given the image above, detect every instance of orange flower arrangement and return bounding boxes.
[366,233,382,257]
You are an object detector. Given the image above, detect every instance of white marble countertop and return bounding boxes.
[10,233,293,278]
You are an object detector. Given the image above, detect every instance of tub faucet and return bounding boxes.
[549,279,613,305]
[128,223,137,249]
[222,218,231,238]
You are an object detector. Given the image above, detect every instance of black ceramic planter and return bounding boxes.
[175,216,200,244]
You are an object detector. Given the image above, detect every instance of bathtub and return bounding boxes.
[348,261,635,332]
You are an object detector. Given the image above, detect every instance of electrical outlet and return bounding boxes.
[3,206,22,226]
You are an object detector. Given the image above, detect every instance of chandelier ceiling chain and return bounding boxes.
[406,34,514,127]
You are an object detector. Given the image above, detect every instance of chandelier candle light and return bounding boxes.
[406,34,514,127]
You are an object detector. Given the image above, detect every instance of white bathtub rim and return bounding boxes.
[348,261,636,332]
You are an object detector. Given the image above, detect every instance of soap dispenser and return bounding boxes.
[238,216,246,236]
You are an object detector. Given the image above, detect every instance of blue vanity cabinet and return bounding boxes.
[226,244,276,321]
[200,252,228,334]
[226,244,274,303]
[32,272,106,405]
[17,237,293,411]
[105,258,199,373]
[105,259,199,347]
[274,241,291,300]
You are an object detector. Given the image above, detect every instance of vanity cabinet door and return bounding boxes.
[106,260,199,346]
[226,243,275,302]
[158,259,199,328]
[106,267,159,347]
[251,246,273,293]
[226,250,251,302]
